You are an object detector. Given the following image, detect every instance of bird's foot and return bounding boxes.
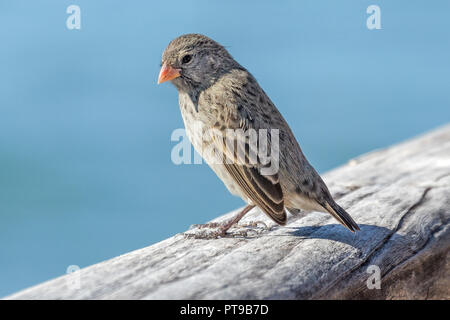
[184,205,257,239]
[184,222,228,239]
[184,220,269,239]
[231,220,271,237]
[237,220,268,229]
[189,222,223,230]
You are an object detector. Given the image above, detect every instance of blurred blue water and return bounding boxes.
[0,0,449,297]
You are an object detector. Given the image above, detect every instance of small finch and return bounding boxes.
[158,34,359,236]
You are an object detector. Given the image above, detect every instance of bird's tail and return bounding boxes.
[324,200,360,232]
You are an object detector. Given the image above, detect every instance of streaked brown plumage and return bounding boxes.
[158,34,359,236]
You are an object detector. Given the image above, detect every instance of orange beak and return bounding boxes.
[157,63,181,84]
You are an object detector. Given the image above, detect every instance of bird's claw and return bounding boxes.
[183,227,227,239]
[184,219,269,239]
[189,222,222,230]
[185,222,229,239]
[237,220,268,229]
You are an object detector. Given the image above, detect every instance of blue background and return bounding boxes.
[1,1,449,297]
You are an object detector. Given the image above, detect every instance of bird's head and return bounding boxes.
[158,34,238,92]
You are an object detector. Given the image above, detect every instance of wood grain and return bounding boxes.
[6,125,450,300]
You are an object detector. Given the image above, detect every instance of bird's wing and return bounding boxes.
[207,98,287,225]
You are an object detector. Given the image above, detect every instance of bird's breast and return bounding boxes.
[177,92,243,198]
[178,92,209,155]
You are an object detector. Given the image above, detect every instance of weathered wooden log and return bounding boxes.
[6,125,450,300]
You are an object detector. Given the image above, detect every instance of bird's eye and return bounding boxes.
[181,54,192,64]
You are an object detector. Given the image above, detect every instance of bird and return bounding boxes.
[158,34,359,236]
